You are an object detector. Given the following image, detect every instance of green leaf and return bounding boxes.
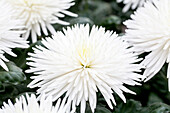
[102,15,121,25]
[69,17,94,25]
[113,99,142,113]
[113,99,170,113]
[95,106,112,113]
[140,103,170,113]
[147,93,163,105]
[101,15,122,32]
[0,85,18,106]
[0,62,26,85]
[78,1,112,24]
[0,82,4,92]
[150,64,168,94]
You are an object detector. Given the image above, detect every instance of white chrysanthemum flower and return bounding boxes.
[124,0,170,90]
[0,93,71,113]
[117,0,153,12]
[26,24,143,113]
[0,0,28,71]
[7,0,78,43]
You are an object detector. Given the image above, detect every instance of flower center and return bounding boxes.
[24,0,35,9]
[21,0,45,26]
[77,44,93,68]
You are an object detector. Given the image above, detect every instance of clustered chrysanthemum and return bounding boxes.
[7,0,78,43]
[117,0,153,12]
[1,0,170,112]
[26,24,143,113]
[0,93,71,113]
[124,0,170,90]
[0,0,28,71]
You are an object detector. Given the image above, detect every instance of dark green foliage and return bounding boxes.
[0,62,32,106]
[113,99,142,113]
[140,102,170,113]
[114,99,170,113]
[0,62,26,85]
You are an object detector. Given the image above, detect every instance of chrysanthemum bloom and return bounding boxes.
[0,93,71,113]
[7,0,78,43]
[117,0,153,12]
[124,0,170,90]
[0,0,28,71]
[26,24,143,113]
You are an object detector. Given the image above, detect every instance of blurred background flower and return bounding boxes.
[124,0,170,90]
[7,0,78,43]
[0,93,70,113]
[0,0,28,71]
[117,0,153,12]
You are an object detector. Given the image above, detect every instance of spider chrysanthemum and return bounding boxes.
[7,0,78,43]
[26,24,143,113]
[124,0,170,90]
[0,93,70,113]
[117,0,153,12]
[0,0,28,71]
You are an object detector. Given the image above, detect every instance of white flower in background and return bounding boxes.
[0,0,28,71]
[7,0,78,43]
[26,24,143,113]
[0,93,71,113]
[117,0,153,12]
[124,0,170,90]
